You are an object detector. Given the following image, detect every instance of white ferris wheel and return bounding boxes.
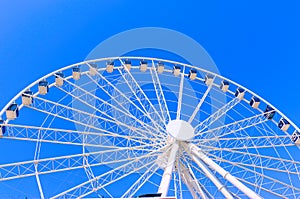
[0,57,300,199]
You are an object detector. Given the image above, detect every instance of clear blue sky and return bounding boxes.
[1,1,299,126]
[0,0,300,197]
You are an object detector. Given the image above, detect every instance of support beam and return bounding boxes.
[150,60,171,123]
[188,143,262,199]
[179,161,208,199]
[176,67,185,120]
[194,97,240,134]
[158,142,179,197]
[188,76,215,123]
[190,154,233,199]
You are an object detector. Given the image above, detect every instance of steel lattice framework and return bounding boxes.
[0,57,299,199]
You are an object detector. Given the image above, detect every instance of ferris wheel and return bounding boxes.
[0,56,300,199]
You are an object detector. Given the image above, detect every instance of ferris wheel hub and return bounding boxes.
[166,119,194,141]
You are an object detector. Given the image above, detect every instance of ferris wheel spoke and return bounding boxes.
[85,63,167,134]
[121,163,159,198]
[150,60,171,123]
[194,111,269,140]
[188,76,215,124]
[236,174,289,198]
[191,157,279,198]
[189,152,234,198]
[62,76,158,131]
[174,166,184,199]
[204,146,300,175]
[206,152,300,197]
[176,66,185,120]
[2,124,151,148]
[0,145,154,182]
[59,77,163,140]
[30,95,160,144]
[117,59,166,131]
[86,72,152,125]
[184,160,229,199]
[194,97,241,133]
[79,157,158,199]
[184,144,234,199]
[190,152,291,198]
[180,158,210,199]
[51,145,165,199]
[187,143,262,199]
[26,101,155,146]
[207,134,294,151]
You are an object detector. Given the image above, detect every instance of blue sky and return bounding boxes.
[0,0,300,197]
[1,1,299,126]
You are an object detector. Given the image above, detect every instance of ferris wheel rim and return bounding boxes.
[0,56,299,198]
[0,56,297,129]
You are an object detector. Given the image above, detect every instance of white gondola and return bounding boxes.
[89,63,97,76]
[220,80,229,92]
[0,120,5,136]
[204,74,214,85]
[250,96,260,108]
[124,60,131,71]
[106,61,114,73]
[157,62,164,74]
[6,103,19,120]
[22,90,33,106]
[278,118,290,131]
[235,88,245,100]
[72,66,81,80]
[55,72,64,87]
[139,60,148,72]
[291,130,300,145]
[173,65,181,76]
[38,80,49,95]
[264,105,275,119]
[188,69,197,80]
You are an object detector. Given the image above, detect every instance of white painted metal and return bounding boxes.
[84,63,165,135]
[194,111,269,142]
[118,59,166,131]
[190,153,234,199]
[179,162,202,199]
[188,76,214,123]
[0,56,298,135]
[176,66,185,120]
[188,143,262,199]
[158,142,179,197]
[184,161,208,199]
[166,120,194,141]
[0,56,299,198]
[194,97,241,134]
[151,60,171,123]
[51,146,165,199]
